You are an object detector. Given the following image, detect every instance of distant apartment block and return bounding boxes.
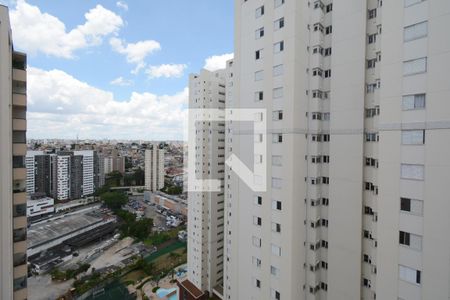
[184,1,450,300]
[26,150,104,201]
[0,5,28,299]
[145,145,165,191]
[104,152,125,175]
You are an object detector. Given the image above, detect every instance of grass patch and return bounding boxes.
[120,269,146,284]
[144,241,186,263]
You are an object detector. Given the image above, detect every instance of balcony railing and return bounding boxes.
[13,228,27,243]
[13,276,27,291]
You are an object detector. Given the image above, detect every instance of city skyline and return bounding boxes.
[1,0,233,140]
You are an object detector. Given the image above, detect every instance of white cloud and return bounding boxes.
[110,37,161,74]
[204,53,234,71]
[110,76,133,86]
[116,1,128,11]
[27,67,188,140]
[146,64,187,79]
[10,0,123,58]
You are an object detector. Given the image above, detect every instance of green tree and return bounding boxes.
[106,171,123,187]
[101,192,127,210]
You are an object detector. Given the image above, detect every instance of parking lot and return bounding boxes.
[127,195,173,231]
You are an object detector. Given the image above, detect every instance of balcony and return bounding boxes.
[13,168,26,181]
[13,216,27,230]
[13,69,26,82]
[12,80,26,95]
[13,276,27,292]
[13,253,27,268]
[13,93,26,107]
[13,119,26,131]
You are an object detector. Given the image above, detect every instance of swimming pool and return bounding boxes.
[156,287,178,300]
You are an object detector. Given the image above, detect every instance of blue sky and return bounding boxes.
[3,0,233,140]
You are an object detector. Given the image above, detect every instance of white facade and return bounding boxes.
[27,196,54,217]
[57,155,71,201]
[25,151,43,194]
[75,150,94,197]
[187,69,227,296]
[145,147,165,192]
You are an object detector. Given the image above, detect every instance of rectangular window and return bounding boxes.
[254,195,262,205]
[252,256,262,268]
[325,25,332,35]
[401,164,424,180]
[254,133,263,143]
[403,57,427,76]
[404,21,428,42]
[255,91,264,102]
[400,197,423,215]
[271,222,281,233]
[255,49,263,60]
[272,200,282,211]
[252,236,262,247]
[272,177,282,189]
[253,216,262,226]
[402,94,425,110]
[368,33,377,44]
[271,244,282,256]
[273,87,283,99]
[402,130,425,145]
[367,58,377,69]
[274,41,284,53]
[255,6,264,18]
[270,266,279,277]
[368,8,377,19]
[273,64,284,77]
[399,231,422,250]
[399,265,421,285]
[272,110,283,121]
[274,0,285,8]
[255,70,264,81]
[254,278,261,288]
[272,155,282,166]
[255,27,264,39]
[404,0,425,7]
[272,133,283,143]
[271,289,281,300]
[274,17,285,30]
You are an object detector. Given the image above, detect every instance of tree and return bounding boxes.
[106,171,123,187]
[101,192,127,211]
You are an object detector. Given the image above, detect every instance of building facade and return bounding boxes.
[144,145,165,192]
[0,5,28,299]
[183,1,450,300]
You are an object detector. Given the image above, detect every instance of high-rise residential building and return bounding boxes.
[185,1,450,300]
[144,145,165,191]
[104,152,125,175]
[179,69,227,299]
[0,5,28,299]
[26,151,57,198]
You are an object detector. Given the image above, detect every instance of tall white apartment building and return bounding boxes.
[75,150,95,197]
[145,146,165,191]
[25,151,42,194]
[219,0,450,300]
[180,69,227,299]
[0,5,28,299]
[57,154,71,201]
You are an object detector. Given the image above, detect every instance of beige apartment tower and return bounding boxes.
[219,0,450,300]
[0,5,28,300]
[145,145,165,191]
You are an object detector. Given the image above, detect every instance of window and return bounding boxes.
[272,110,283,121]
[404,21,428,41]
[326,3,333,12]
[272,222,281,233]
[272,155,282,166]
[13,276,27,292]
[273,87,283,99]
[368,8,377,19]
[367,58,377,69]
[402,130,425,145]
[273,64,284,77]
[274,0,285,8]
[272,177,282,189]
[401,164,424,180]
[252,256,262,268]
[399,231,422,250]
[271,244,282,256]
[13,204,27,217]
[252,236,262,247]
[274,41,284,53]
[255,49,263,60]
[325,25,332,35]
[400,197,423,215]
[324,69,331,78]
[255,70,264,81]
[270,266,279,277]
[255,91,264,101]
[255,6,264,18]
[312,68,323,77]
[254,278,261,288]
[271,289,281,300]
[272,133,283,143]
[368,33,377,44]
[402,94,425,110]
[255,27,265,39]
[274,17,285,30]
[253,216,262,226]
[272,200,282,211]
[404,0,425,7]
[324,47,332,56]
[403,57,427,76]
[399,265,421,285]
[254,195,262,205]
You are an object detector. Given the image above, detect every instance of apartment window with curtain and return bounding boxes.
[400,197,423,215]
[255,27,265,39]
[404,21,428,42]
[404,0,426,8]
[399,265,421,285]
[274,17,285,30]
[255,5,264,18]
[402,94,425,110]
[399,231,422,250]
[274,41,284,53]
[403,57,427,76]
[402,130,425,145]
[401,164,424,180]
[273,87,283,99]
